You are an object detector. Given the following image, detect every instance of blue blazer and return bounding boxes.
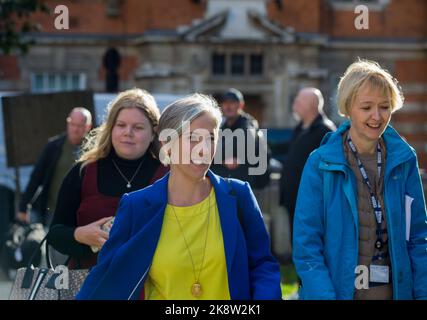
[76,170,282,300]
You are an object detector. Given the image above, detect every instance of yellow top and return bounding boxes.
[144,188,231,300]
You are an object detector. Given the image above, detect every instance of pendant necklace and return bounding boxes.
[112,158,144,189]
[171,188,211,298]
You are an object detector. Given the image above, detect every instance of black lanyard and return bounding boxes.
[347,134,385,251]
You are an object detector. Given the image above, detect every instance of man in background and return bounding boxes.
[17,107,92,226]
[280,88,336,241]
[211,88,270,189]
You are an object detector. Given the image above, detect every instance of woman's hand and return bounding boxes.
[74,216,113,249]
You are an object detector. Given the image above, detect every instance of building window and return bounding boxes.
[211,52,264,77]
[30,73,87,93]
[212,53,226,75]
[250,54,263,75]
[106,0,122,17]
[231,54,245,75]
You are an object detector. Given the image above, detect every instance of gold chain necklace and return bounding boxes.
[170,189,211,298]
[112,158,144,189]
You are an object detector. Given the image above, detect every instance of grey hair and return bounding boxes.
[69,107,92,125]
[158,93,222,135]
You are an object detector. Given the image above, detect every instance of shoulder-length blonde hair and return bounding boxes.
[337,58,404,117]
[79,88,160,168]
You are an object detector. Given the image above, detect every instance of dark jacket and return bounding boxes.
[211,112,270,189]
[280,114,336,216]
[18,134,67,214]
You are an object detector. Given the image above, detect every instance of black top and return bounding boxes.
[222,111,259,131]
[280,114,336,216]
[48,149,162,259]
[210,112,271,189]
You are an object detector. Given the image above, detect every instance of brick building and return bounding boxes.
[0,0,426,168]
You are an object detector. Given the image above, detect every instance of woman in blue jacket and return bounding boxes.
[293,59,427,300]
[76,93,281,300]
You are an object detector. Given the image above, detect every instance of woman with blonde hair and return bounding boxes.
[76,93,281,300]
[49,88,168,268]
[293,59,427,299]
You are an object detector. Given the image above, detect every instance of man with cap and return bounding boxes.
[221,88,258,130]
[211,88,270,189]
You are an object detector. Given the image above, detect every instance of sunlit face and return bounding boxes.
[221,100,242,120]
[169,113,219,181]
[111,107,154,160]
[66,111,91,145]
[292,90,316,122]
[292,91,307,121]
[348,83,392,149]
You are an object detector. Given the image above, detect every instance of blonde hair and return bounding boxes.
[337,59,404,117]
[79,88,160,168]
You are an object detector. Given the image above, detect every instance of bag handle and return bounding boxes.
[26,232,50,270]
[24,224,65,270]
[21,225,78,289]
[21,233,49,289]
[45,232,72,270]
[26,185,43,213]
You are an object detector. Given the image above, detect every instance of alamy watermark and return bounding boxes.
[354,5,369,30]
[54,4,370,31]
[158,121,268,176]
[52,265,69,290]
[54,5,69,30]
[354,265,370,290]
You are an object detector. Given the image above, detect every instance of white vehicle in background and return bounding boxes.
[93,92,185,126]
[0,92,186,192]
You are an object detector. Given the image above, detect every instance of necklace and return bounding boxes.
[170,189,211,298]
[112,158,144,189]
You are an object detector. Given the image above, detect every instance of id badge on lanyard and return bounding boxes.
[370,265,390,283]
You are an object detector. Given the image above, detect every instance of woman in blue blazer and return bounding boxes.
[77,93,282,300]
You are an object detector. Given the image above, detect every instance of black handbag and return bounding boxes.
[8,228,88,300]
